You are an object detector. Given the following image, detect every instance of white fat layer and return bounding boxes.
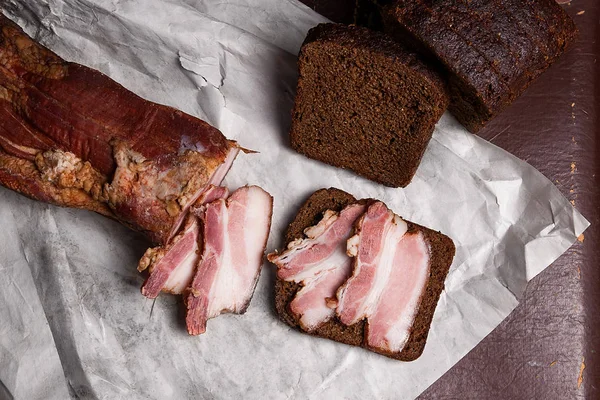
[295,257,350,330]
[208,201,231,318]
[208,187,271,317]
[239,187,272,302]
[163,239,200,293]
[162,220,200,293]
[0,136,40,155]
[381,233,430,352]
[350,214,408,324]
[303,210,338,239]
[300,308,324,329]
[346,234,360,257]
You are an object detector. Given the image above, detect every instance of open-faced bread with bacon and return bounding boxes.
[268,188,455,361]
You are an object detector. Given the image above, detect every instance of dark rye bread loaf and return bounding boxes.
[383,0,578,133]
[274,188,456,361]
[290,23,449,188]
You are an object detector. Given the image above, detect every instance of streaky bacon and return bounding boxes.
[186,186,273,335]
[139,215,201,298]
[336,201,430,353]
[139,185,230,298]
[267,203,366,331]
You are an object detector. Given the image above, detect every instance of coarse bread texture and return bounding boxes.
[290,23,449,188]
[383,0,578,133]
[273,188,456,361]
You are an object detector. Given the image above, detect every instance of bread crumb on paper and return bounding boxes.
[576,10,585,15]
[550,360,557,367]
[577,358,585,389]
[577,233,584,243]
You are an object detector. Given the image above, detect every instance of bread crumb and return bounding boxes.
[577,266,581,280]
[577,358,585,389]
[571,162,576,173]
[576,10,585,15]
[571,102,575,107]
[550,360,557,367]
[577,233,584,243]
[570,199,576,206]
[570,189,574,193]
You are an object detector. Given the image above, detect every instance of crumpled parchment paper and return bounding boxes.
[0,1,590,399]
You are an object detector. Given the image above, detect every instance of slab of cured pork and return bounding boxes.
[0,15,239,245]
[0,15,274,334]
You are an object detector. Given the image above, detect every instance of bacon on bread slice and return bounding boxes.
[269,188,455,361]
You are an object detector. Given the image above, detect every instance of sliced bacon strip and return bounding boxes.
[166,149,238,242]
[186,186,273,335]
[365,232,430,352]
[268,203,366,331]
[139,215,201,298]
[139,185,230,298]
[336,201,430,353]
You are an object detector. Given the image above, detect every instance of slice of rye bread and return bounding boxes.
[274,188,456,361]
[290,23,449,188]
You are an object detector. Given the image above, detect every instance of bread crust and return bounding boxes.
[290,23,449,188]
[273,188,455,361]
[383,0,578,133]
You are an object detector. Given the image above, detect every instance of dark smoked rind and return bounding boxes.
[273,188,456,361]
[383,0,578,133]
[290,23,449,188]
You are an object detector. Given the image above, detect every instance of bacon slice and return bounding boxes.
[186,186,273,335]
[139,185,230,298]
[139,215,201,298]
[336,201,430,353]
[267,203,366,331]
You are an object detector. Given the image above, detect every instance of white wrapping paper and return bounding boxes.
[0,1,590,399]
